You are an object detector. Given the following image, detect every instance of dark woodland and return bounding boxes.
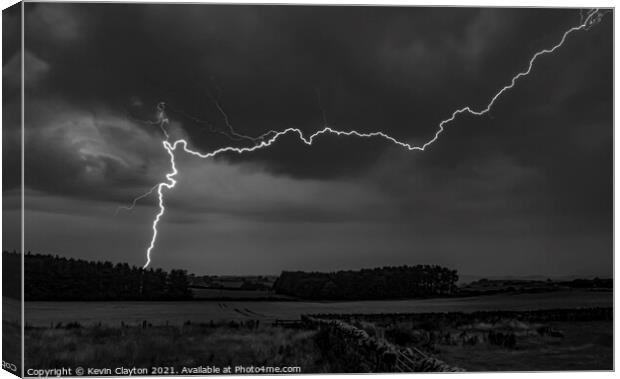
[15,252,192,301]
[274,266,459,300]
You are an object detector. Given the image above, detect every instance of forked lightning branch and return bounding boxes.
[120,9,605,268]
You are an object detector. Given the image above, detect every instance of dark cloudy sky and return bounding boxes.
[3,4,612,277]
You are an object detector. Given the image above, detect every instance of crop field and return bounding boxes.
[190,288,291,300]
[24,289,611,327]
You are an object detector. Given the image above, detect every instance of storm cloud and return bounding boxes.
[4,4,612,276]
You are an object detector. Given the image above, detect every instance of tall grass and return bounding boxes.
[25,323,328,372]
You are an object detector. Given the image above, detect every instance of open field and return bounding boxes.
[191,288,291,300]
[23,307,612,372]
[3,297,21,374]
[332,308,613,371]
[328,309,613,371]
[21,289,614,372]
[435,321,612,371]
[25,323,326,373]
[24,289,611,326]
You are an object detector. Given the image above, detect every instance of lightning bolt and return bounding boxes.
[115,184,159,215]
[135,9,604,268]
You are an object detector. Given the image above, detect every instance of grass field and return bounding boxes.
[25,323,329,373]
[23,306,613,373]
[3,296,21,374]
[24,289,611,327]
[19,290,613,373]
[435,321,612,371]
[191,288,292,300]
[343,309,612,371]
[20,290,613,373]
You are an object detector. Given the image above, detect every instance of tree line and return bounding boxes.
[3,251,21,300]
[273,265,459,300]
[17,252,192,301]
[563,277,612,289]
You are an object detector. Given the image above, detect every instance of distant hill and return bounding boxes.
[458,274,611,285]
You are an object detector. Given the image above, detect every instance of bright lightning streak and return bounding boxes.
[145,143,179,268]
[140,9,604,268]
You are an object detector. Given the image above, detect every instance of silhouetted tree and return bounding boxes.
[17,252,193,301]
[273,265,459,300]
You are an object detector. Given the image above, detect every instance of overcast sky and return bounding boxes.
[3,4,612,277]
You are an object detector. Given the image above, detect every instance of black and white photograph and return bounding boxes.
[1,2,614,375]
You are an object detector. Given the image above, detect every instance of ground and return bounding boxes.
[435,321,612,371]
[17,289,613,373]
[24,289,611,326]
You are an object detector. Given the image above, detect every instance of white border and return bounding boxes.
[0,1,615,379]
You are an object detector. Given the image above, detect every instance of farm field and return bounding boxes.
[191,288,291,300]
[25,324,325,373]
[23,307,612,372]
[24,289,611,326]
[435,321,612,371]
[334,308,612,371]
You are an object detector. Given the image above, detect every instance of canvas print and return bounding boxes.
[2,3,613,376]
